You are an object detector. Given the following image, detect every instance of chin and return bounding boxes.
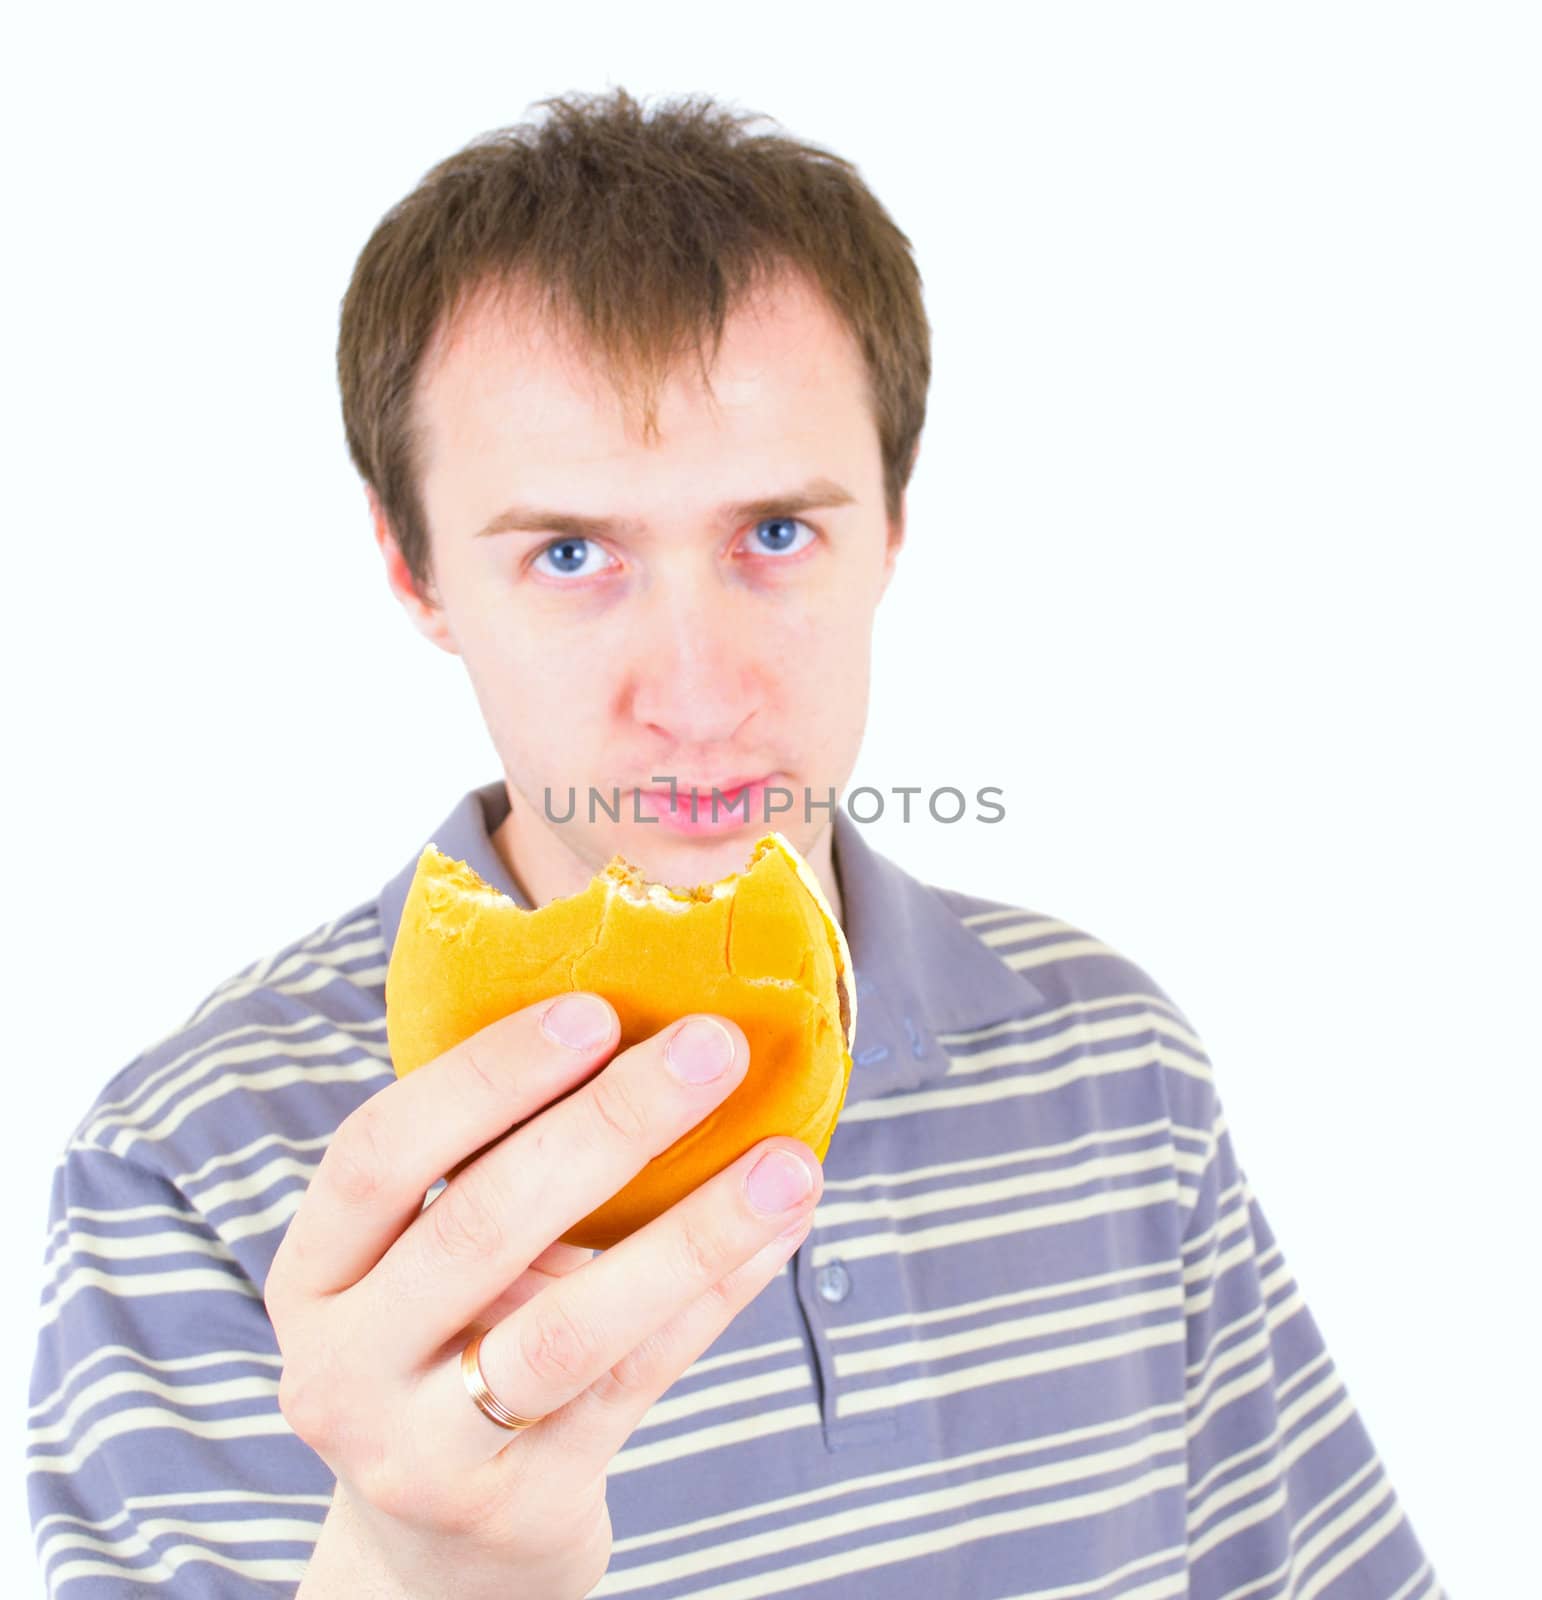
[633,829,775,887]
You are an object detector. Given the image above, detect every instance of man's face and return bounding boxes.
[375,267,905,900]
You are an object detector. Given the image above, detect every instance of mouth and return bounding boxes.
[634,773,781,834]
[642,772,770,801]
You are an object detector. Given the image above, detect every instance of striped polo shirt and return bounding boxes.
[29,779,1443,1598]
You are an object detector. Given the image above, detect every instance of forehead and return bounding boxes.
[413,266,873,451]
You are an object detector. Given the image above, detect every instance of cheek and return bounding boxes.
[456,623,611,757]
[767,603,872,718]
[777,587,871,665]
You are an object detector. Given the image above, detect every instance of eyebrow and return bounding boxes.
[471,476,858,541]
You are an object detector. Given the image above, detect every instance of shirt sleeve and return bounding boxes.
[27,1141,332,1597]
[1180,1093,1445,1597]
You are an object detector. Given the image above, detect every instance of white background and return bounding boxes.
[6,3,1537,1593]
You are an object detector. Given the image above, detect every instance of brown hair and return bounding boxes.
[336,86,931,603]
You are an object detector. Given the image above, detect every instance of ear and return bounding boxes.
[368,487,461,657]
[881,439,918,594]
[881,505,905,594]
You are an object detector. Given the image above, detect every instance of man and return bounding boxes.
[28,87,1442,1597]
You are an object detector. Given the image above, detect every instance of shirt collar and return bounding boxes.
[377,780,1046,1106]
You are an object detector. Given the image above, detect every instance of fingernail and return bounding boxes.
[666,1017,735,1084]
[540,994,613,1051]
[746,1149,814,1215]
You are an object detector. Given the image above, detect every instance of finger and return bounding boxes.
[271,994,619,1304]
[358,1012,755,1359]
[425,1241,597,1362]
[420,1135,822,1469]
[542,1214,813,1472]
[412,1182,815,1474]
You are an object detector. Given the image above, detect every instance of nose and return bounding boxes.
[628,567,764,747]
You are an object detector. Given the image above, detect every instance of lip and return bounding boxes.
[643,773,767,798]
[634,773,780,835]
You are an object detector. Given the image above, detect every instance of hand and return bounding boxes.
[265,993,822,1600]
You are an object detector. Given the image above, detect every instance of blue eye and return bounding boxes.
[749,516,814,557]
[531,517,814,582]
[532,537,612,580]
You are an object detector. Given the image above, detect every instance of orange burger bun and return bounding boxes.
[384,831,856,1251]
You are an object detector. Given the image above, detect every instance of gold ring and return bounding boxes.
[460,1327,544,1432]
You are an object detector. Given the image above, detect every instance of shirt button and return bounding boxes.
[816,1261,851,1303]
